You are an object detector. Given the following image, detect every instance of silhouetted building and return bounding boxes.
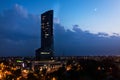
[36,10,54,60]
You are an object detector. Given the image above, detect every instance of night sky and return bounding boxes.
[0,0,120,56]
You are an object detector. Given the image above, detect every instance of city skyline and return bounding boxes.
[0,0,120,56]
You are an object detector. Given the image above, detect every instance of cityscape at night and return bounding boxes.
[0,0,120,80]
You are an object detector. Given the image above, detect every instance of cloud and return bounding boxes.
[0,4,120,56]
[54,17,60,24]
[14,4,28,17]
[0,4,40,56]
[54,24,120,56]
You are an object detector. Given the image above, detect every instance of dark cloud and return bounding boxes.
[54,24,120,56]
[0,4,120,56]
[0,4,40,56]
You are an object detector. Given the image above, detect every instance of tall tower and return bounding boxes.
[36,10,54,60]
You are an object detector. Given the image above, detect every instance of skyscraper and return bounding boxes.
[36,10,54,60]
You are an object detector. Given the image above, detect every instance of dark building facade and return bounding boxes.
[36,10,54,60]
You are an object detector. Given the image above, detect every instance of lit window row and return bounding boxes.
[42,16,46,20]
[45,33,49,38]
[41,52,50,54]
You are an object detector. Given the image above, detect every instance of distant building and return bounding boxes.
[36,10,54,60]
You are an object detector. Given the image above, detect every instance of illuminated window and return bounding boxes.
[42,16,46,18]
[43,16,46,18]
[45,34,49,38]
[42,26,44,29]
[42,23,45,28]
[97,66,101,70]
[42,18,45,20]
[41,52,50,54]
[47,22,49,24]
[42,16,46,20]
[45,34,49,36]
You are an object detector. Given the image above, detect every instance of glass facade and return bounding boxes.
[36,10,54,60]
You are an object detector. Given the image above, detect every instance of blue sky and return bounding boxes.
[0,0,120,34]
[0,0,120,56]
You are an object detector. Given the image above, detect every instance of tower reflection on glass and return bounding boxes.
[36,10,54,60]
